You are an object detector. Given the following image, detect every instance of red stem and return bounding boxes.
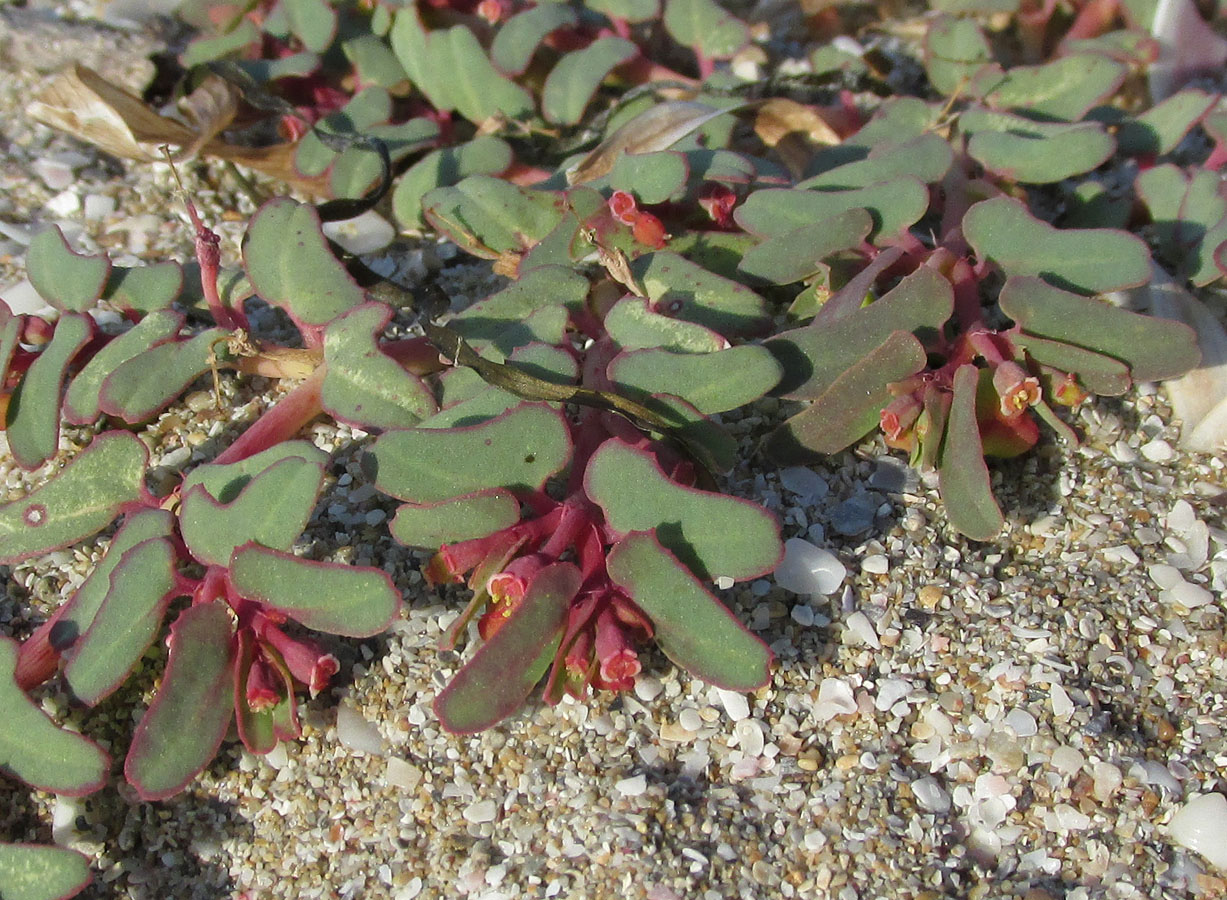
[213,366,326,465]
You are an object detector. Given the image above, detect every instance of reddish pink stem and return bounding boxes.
[213,366,326,465]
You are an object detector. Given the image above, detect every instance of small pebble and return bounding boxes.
[1049,745,1084,776]
[1004,708,1038,737]
[774,538,846,595]
[679,708,703,731]
[844,611,880,649]
[335,703,384,755]
[715,688,750,722]
[615,774,647,797]
[790,604,815,626]
[463,799,498,824]
[812,678,857,721]
[861,554,889,575]
[322,210,396,255]
[1140,438,1175,462]
[779,466,828,500]
[732,719,765,757]
[634,675,663,702]
[913,777,951,814]
[1161,580,1215,609]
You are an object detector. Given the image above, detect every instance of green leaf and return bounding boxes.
[1009,332,1131,395]
[737,208,872,284]
[181,440,326,502]
[798,134,954,189]
[284,0,337,52]
[182,18,260,67]
[321,303,436,430]
[101,261,182,314]
[244,198,366,326]
[7,313,91,469]
[607,151,689,205]
[432,25,535,123]
[491,4,579,75]
[585,0,660,23]
[342,34,408,87]
[543,36,637,125]
[124,602,235,801]
[422,177,566,258]
[981,54,1128,121]
[434,562,578,733]
[294,88,392,178]
[766,330,927,460]
[63,537,177,707]
[963,196,1151,293]
[733,179,930,244]
[585,439,780,581]
[0,843,91,900]
[236,51,320,82]
[180,456,325,567]
[51,508,174,658]
[0,306,20,388]
[389,4,454,110]
[392,137,513,229]
[0,636,109,795]
[768,267,952,398]
[328,118,440,199]
[999,276,1201,382]
[229,544,402,636]
[369,403,572,503]
[0,431,149,565]
[448,265,587,352]
[25,227,110,313]
[97,327,227,422]
[938,364,1004,541]
[604,296,729,353]
[389,489,521,548]
[924,15,994,97]
[663,0,749,60]
[606,532,771,690]
[1116,89,1215,156]
[608,344,782,414]
[63,310,183,424]
[631,251,772,336]
[1137,165,1227,285]
[962,114,1115,183]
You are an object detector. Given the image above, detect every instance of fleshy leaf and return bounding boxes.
[585,0,660,23]
[604,295,729,353]
[607,344,782,414]
[328,118,439,200]
[434,562,579,733]
[124,602,235,801]
[101,261,183,314]
[342,34,408,87]
[233,629,299,754]
[63,309,183,424]
[924,15,994,97]
[392,137,513,229]
[981,54,1128,121]
[963,196,1151,294]
[663,0,749,60]
[447,265,587,352]
[1010,332,1131,395]
[768,267,953,398]
[799,133,953,189]
[0,843,91,900]
[543,37,637,126]
[369,404,572,503]
[389,489,521,548]
[999,276,1200,381]
[321,303,436,430]
[737,208,872,284]
[631,251,771,336]
[182,18,260,67]
[294,88,392,178]
[0,306,20,386]
[963,116,1115,183]
[181,440,326,502]
[7,312,91,469]
[938,364,1004,541]
[0,636,108,795]
[766,330,927,460]
[491,4,579,75]
[97,327,226,422]
[179,456,325,567]
[606,532,771,690]
[585,439,781,580]
[422,177,565,258]
[51,508,174,658]
[243,198,365,326]
[0,431,149,565]
[1116,88,1215,156]
[25,227,110,313]
[283,0,337,52]
[1136,165,1227,286]
[733,179,930,244]
[63,537,178,707]
[228,544,402,636]
[607,151,689,205]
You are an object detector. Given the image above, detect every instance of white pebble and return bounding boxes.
[322,210,396,255]
[335,703,385,755]
[844,611,881,649]
[83,194,116,220]
[875,678,911,712]
[1049,683,1074,718]
[1168,793,1227,869]
[1141,438,1175,462]
[732,719,765,757]
[679,708,703,731]
[1092,763,1123,801]
[1,279,53,316]
[913,776,951,813]
[1053,803,1091,831]
[634,674,663,702]
[1100,545,1139,565]
[1150,564,1185,590]
[396,878,423,900]
[803,829,827,851]
[774,538,846,595]
[615,774,647,797]
[715,688,750,721]
[46,190,81,217]
[33,158,75,191]
[1162,580,1215,609]
[463,799,498,824]
[812,677,857,722]
[779,466,828,500]
[1049,745,1084,775]
[1004,708,1038,737]
[861,554,889,575]
[790,604,815,626]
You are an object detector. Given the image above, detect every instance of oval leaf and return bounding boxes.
[7,312,91,469]
[543,36,637,126]
[0,843,91,900]
[98,327,226,422]
[938,364,1004,541]
[25,227,110,313]
[389,489,521,548]
[608,344,782,414]
[64,309,183,424]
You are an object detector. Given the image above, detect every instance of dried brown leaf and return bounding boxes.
[753,98,841,180]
